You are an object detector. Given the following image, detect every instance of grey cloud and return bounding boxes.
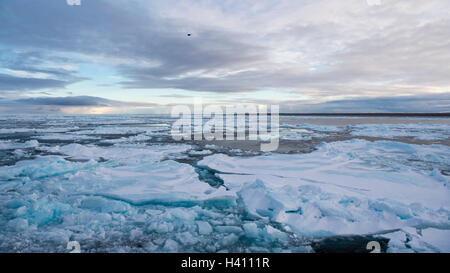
[115,1,450,94]
[0,96,157,107]
[333,20,450,86]
[0,73,69,91]
[280,93,450,113]
[0,0,449,112]
[1,0,269,93]
[0,50,86,92]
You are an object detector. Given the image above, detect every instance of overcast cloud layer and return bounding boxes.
[0,0,449,113]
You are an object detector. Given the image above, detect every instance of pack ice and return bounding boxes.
[0,114,449,253]
[199,139,450,252]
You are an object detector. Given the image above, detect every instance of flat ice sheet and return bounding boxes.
[199,140,450,245]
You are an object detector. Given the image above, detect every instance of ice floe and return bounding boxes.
[198,139,450,250]
[0,140,39,150]
[350,123,450,140]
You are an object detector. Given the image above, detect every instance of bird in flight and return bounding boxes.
[187,33,192,36]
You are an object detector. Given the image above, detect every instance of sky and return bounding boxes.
[0,0,449,114]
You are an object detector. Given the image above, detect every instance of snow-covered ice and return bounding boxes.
[199,139,450,251]
[350,123,450,141]
[0,140,39,150]
[0,115,449,252]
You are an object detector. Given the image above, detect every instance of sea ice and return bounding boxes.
[199,139,450,248]
[1,114,449,253]
[349,123,450,140]
[0,140,39,150]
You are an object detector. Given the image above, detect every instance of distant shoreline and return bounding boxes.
[278,113,450,117]
[0,113,448,117]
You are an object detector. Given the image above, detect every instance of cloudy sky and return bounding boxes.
[0,0,449,113]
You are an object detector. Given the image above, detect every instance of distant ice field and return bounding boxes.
[0,114,449,252]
